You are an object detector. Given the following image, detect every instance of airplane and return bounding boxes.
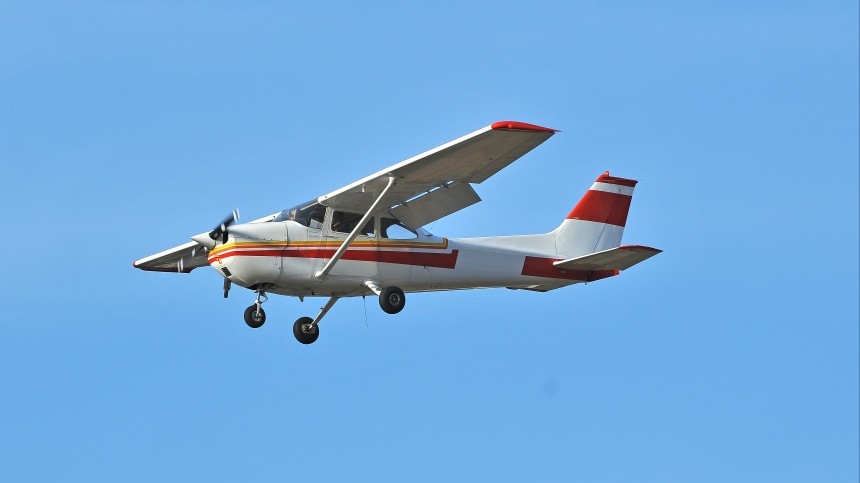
[133,121,661,345]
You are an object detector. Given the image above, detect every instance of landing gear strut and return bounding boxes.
[243,289,267,328]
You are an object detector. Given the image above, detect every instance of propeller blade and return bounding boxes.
[208,209,241,241]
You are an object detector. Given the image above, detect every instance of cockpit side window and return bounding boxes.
[305,204,326,229]
[274,200,326,229]
[332,211,374,236]
[380,217,417,239]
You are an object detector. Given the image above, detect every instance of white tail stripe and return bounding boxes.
[590,182,634,196]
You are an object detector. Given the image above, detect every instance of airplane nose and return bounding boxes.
[210,248,265,289]
[208,245,235,275]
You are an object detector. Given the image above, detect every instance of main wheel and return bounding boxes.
[379,286,406,314]
[243,305,266,328]
[293,316,319,344]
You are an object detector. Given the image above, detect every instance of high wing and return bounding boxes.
[318,121,557,228]
[553,245,662,272]
[133,241,209,273]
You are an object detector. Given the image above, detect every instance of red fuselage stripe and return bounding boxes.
[211,248,459,269]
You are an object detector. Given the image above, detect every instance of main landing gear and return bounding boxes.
[379,286,405,314]
[240,285,407,345]
[293,317,318,345]
[292,295,339,345]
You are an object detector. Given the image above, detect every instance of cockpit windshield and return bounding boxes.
[273,200,326,229]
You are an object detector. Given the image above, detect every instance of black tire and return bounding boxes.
[379,286,406,314]
[293,316,319,344]
[243,305,266,328]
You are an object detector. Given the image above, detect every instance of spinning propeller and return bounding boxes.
[209,209,240,244]
[183,209,241,272]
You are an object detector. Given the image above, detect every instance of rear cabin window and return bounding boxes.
[332,211,375,236]
[381,218,417,239]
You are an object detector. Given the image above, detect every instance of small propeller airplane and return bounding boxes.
[134,121,661,344]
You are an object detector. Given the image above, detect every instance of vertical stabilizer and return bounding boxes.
[553,172,637,258]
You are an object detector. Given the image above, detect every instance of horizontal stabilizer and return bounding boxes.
[553,245,661,271]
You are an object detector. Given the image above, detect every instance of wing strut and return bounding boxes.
[314,176,396,280]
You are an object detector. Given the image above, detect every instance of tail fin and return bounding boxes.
[553,172,637,257]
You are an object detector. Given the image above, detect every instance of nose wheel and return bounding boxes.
[244,305,266,328]
[243,289,267,328]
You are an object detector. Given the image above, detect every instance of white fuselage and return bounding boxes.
[206,219,616,298]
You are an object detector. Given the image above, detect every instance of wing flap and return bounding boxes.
[553,245,662,272]
[389,182,481,229]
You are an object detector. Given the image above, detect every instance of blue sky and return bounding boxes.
[1,1,857,481]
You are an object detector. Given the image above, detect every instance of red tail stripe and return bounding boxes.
[566,190,632,226]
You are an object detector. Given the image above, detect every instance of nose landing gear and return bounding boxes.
[243,289,267,329]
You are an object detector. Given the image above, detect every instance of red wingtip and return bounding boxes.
[491,121,557,132]
[596,171,638,187]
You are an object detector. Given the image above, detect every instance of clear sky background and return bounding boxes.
[1,1,857,481]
